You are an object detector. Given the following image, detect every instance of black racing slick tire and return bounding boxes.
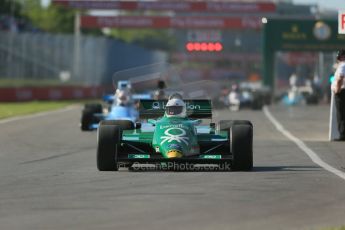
[218,120,253,131]
[251,97,264,110]
[230,123,253,171]
[81,103,103,131]
[101,120,135,130]
[81,108,94,131]
[97,122,121,171]
[84,103,102,113]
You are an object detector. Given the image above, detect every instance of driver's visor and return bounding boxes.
[166,106,183,115]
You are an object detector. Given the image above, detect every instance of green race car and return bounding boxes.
[97,94,253,171]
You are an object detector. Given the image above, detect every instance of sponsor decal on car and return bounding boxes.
[199,155,222,159]
[152,101,161,109]
[151,102,201,110]
[160,127,189,145]
[159,124,187,129]
[128,154,150,159]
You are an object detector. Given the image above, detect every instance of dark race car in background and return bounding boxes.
[228,82,271,111]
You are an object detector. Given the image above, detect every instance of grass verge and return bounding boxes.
[0,101,75,120]
[0,78,75,87]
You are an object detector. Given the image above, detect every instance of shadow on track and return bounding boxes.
[121,165,322,173]
[253,166,322,172]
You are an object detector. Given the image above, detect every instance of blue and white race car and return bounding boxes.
[80,96,140,131]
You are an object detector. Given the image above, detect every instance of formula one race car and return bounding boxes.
[81,101,139,131]
[228,82,269,111]
[81,80,150,131]
[80,89,140,131]
[97,94,253,171]
[281,85,319,106]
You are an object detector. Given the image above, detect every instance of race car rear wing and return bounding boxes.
[103,94,152,104]
[139,99,212,119]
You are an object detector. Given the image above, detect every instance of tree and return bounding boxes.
[22,0,75,33]
[0,0,22,17]
[109,29,177,51]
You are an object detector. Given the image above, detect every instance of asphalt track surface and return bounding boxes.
[0,104,345,230]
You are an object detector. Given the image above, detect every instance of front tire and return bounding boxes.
[101,120,134,130]
[230,123,253,171]
[97,122,121,171]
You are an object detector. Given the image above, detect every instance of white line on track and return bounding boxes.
[263,106,345,181]
[0,106,76,125]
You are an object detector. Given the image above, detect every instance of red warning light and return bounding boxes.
[186,42,194,51]
[194,42,201,51]
[207,43,215,51]
[185,42,223,52]
[201,42,208,51]
[214,42,223,51]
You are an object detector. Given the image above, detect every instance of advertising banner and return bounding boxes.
[53,0,276,13]
[81,16,262,29]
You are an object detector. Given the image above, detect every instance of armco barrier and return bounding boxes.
[0,86,111,102]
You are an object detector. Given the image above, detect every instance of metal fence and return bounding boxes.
[0,31,167,85]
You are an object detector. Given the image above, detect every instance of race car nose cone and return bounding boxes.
[166,149,183,158]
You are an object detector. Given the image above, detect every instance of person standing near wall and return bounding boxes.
[331,49,345,141]
[153,80,167,100]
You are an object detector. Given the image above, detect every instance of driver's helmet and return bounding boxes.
[116,90,130,106]
[165,94,186,118]
[231,84,239,92]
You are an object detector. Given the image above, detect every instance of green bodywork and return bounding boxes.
[152,116,200,158]
[121,99,228,159]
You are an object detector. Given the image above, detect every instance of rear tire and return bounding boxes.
[218,120,252,131]
[230,123,253,171]
[84,103,102,113]
[251,95,264,110]
[97,122,121,171]
[81,103,103,131]
[81,108,94,131]
[101,120,135,130]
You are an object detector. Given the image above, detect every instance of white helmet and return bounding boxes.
[116,90,129,106]
[165,97,187,118]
